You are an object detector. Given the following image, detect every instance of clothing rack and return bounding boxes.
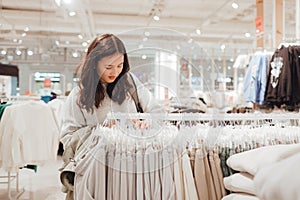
[0,172,25,199]
[107,112,300,121]
[75,115,300,199]
[8,95,41,102]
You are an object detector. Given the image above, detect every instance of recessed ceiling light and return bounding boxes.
[24,27,30,32]
[78,34,83,39]
[82,42,88,47]
[21,32,27,37]
[69,11,76,17]
[15,50,22,56]
[244,32,251,38]
[27,50,33,56]
[1,50,7,55]
[72,52,79,58]
[153,15,160,21]
[232,2,239,9]
[196,29,201,35]
[142,55,147,59]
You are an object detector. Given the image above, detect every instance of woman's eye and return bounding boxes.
[117,65,123,68]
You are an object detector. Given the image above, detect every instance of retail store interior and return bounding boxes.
[0,0,300,199]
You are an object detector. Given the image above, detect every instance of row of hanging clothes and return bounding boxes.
[72,113,300,200]
[264,43,300,110]
[0,96,60,199]
[242,43,300,111]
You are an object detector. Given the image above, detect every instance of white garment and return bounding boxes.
[162,148,175,200]
[60,73,163,147]
[222,193,260,200]
[48,98,65,130]
[173,149,184,200]
[181,150,198,200]
[254,151,300,200]
[223,172,255,195]
[226,143,300,175]
[0,101,59,172]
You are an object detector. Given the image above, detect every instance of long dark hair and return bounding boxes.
[78,33,132,113]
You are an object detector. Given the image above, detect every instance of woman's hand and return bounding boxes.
[131,119,150,129]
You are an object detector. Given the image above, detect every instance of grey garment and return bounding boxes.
[213,150,227,198]
[136,148,144,200]
[127,151,136,200]
[113,146,122,200]
[161,148,175,200]
[60,126,95,200]
[120,151,128,200]
[74,136,107,200]
[209,150,222,200]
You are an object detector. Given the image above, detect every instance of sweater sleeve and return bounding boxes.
[60,86,88,147]
[129,72,164,113]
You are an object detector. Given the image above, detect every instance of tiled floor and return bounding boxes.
[0,157,66,200]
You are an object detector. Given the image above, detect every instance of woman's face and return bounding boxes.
[97,53,124,83]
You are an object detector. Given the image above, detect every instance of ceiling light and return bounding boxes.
[78,34,83,39]
[69,11,76,17]
[244,32,251,38]
[1,50,6,55]
[232,2,239,9]
[15,50,22,56]
[13,39,17,42]
[143,37,148,42]
[220,44,226,50]
[55,40,60,46]
[153,15,160,21]
[27,50,33,56]
[142,55,147,60]
[21,32,27,37]
[188,38,193,43]
[82,42,88,47]
[72,52,79,58]
[196,29,201,35]
[24,27,29,32]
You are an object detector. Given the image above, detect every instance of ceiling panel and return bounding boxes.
[0,0,298,64]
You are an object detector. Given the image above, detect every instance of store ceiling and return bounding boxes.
[0,0,297,64]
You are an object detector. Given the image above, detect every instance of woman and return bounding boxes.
[60,33,162,199]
